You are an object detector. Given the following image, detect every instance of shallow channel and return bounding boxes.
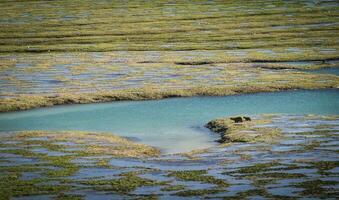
[0,89,338,153]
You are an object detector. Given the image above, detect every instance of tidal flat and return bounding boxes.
[0,0,339,199]
[0,0,339,111]
[0,114,338,199]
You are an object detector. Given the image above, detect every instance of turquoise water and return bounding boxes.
[0,89,338,153]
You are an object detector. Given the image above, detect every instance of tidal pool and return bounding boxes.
[0,89,338,153]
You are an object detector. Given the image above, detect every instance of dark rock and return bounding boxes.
[205,119,231,143]
[217,133,230,143]
[230,117,243,123]
[244,117,251,121]
[205,121,228,134]
[230,116,251,123]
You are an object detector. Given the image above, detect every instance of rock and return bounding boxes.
[244,117,251,121]
[205,120,228,134]
[205,115,281,144]
[230,116,251,123]
[230,116,243,123]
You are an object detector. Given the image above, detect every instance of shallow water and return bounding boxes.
[0,89,338,153]
[304,67,339,75]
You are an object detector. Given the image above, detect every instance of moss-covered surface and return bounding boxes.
[0,115,338,199]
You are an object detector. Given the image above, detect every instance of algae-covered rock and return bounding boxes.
[205,116,281,143]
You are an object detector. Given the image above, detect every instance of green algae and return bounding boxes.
[0,174,70,200]
[54,194,84,200]
[160,185,185,192]
[9,131,160,158]
[81,173,163,193]
[257,172,305,179]
[0,148,45,158]
[293,179,338,198]
[235,162,281,174]
[0,130,163,198]
[95,158,112,168]
[227,189,268,199]
[174,188,223,197]
[168,170,228,187]
[0,130,160,180]
[313,124,337,129]
[44,164,79,178]
[296,129,338,136]
[301,161,339,175]
[134,195,158,200]
[252,178,277,187]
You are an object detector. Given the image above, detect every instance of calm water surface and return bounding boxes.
[0,89,338,153]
